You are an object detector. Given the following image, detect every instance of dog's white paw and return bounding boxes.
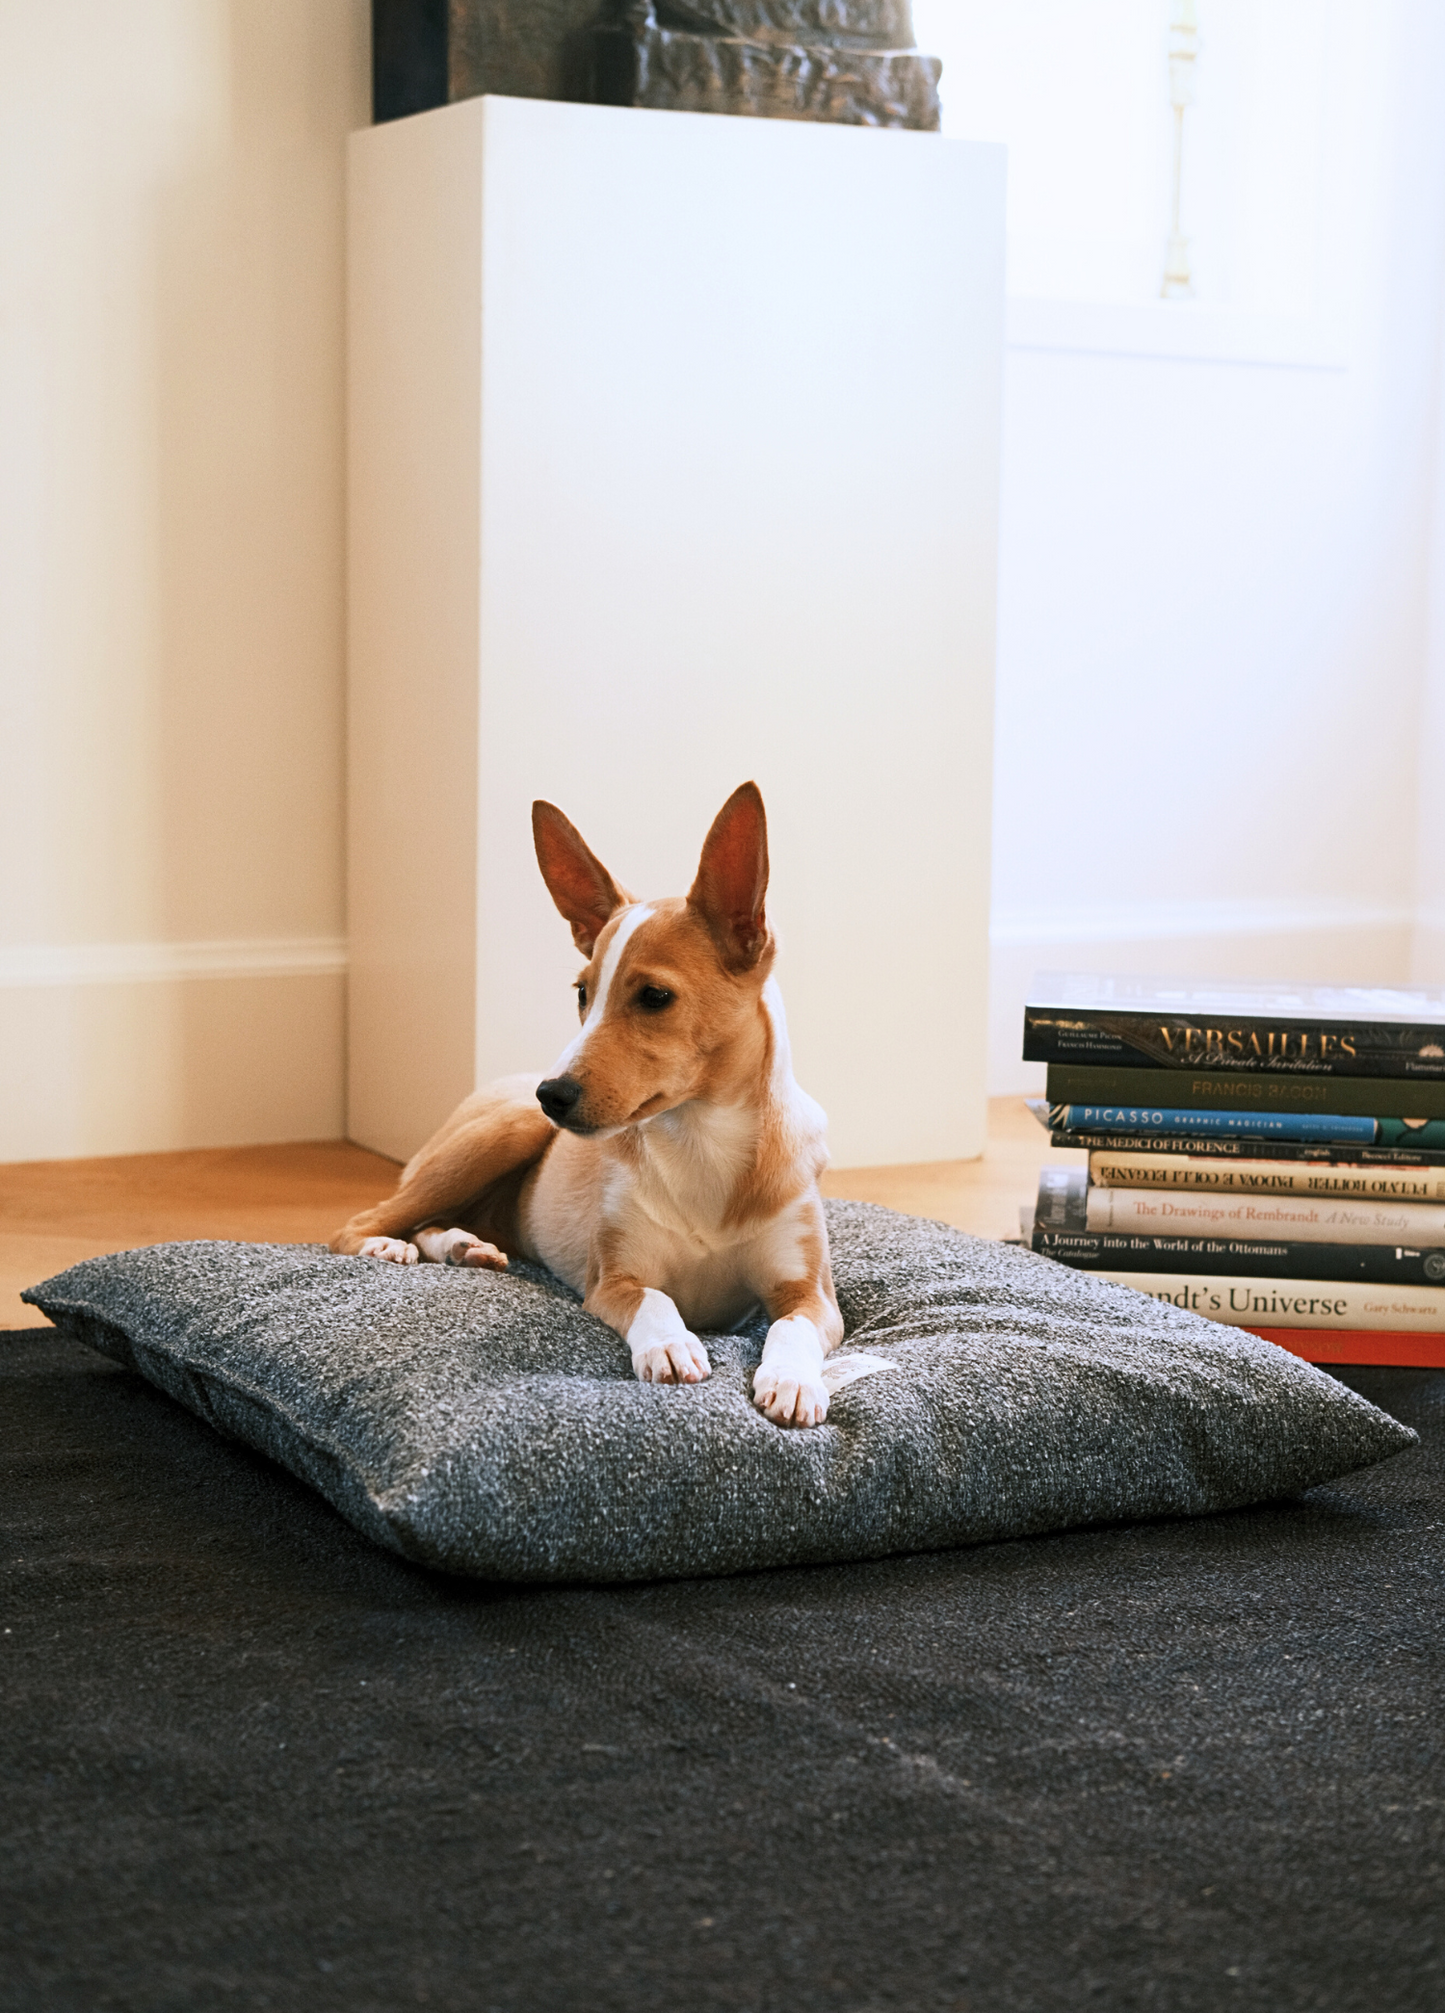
[625,1287,710,1386]
[633,1334,712,1385]
[360,1236,419,1265]
[450,1235,507,1270]
[415,1226,509,1269]
[752,1362,829,1429]
[753,1315,829,1428]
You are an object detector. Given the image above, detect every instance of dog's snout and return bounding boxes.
[537,1076,584,1125]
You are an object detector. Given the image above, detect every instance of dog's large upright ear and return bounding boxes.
[532,803,633,957]
[687,782,771,971]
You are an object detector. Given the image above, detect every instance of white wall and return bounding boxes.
[977,0,1445,1092]
[1417,362,1445,988]
[0,0,367,1159]
[7,0,1445,1159]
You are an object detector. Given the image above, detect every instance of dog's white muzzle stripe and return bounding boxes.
[551,903,655,1076]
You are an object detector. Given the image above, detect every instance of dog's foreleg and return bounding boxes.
[586,1276,711,1387]
[628,1287,711,1385]
[752,1273,844,1429]
[753,1314,829,1428]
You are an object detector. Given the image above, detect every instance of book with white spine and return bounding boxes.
[1087,1151,1445,1204]
[1095,1273,1445,1332]
[1085,1185,1445,1247]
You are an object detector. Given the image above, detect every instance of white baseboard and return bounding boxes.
[989,900,1418,1098]
[0,937,347,1161]
[0,936,348,988]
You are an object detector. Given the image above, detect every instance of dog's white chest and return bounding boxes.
[529,1103,779,1329]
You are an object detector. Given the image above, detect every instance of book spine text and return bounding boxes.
[1086,1152,1445,1201]
[1046,1065,1445,1122]
[1034,1231,1445,1285]
[1094,1273,1445,1331]
[1047,1129,1445,1166]
[1023,1006,1445,1080]
[1050,1103,1379,1143]
[1085,1185,1445,1245]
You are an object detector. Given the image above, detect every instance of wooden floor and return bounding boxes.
[1,1097,1079,1330]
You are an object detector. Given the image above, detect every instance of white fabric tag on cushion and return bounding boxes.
[821,1351,898,1393]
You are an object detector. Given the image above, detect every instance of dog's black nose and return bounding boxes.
[537,1076,584,1125]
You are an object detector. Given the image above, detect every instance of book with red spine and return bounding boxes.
[1248,1328,1445,1368]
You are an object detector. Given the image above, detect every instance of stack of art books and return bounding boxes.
[1020,973,1445,1367]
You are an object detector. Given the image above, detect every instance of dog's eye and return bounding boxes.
[576,984,587,1019]
[637,986,674,1012]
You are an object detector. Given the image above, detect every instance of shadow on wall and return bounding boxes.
[154,3,347,942]
[0,0,366,1160]
[150,0,362,1145]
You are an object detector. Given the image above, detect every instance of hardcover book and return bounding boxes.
[1043,1103,1445,1146]
[1246,1328,1445,1368]
[1029,1165,1445,1244]
[1033,1165,1089,1230]
[1028,1102,1445,1166]
[1085,1151,1445,1202]
[1089,1183,1445,1246]
[1045,1065,1445,1122]
[1032,1230,1445,1287]
[1024,972,1445,1080]
[1091,1272,1445,1333]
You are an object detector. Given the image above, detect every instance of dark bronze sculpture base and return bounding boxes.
[372,0,940,133]
[592,19,939,129]
[373,1,600,123]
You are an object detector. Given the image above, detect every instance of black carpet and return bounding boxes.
[3,1328,1442,2013]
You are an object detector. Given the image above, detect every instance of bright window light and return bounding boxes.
[913,0,1331,313]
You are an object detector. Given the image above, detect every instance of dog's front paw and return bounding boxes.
[753,1315,829,1428]
[625,1287,710,1386]
[752,1362,829,1429]
[633,1334,711,1385]
[360,1236,420,1265]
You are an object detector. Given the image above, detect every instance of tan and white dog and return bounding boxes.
[331,783,855,1427]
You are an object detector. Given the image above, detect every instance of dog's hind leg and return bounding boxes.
[410,1224,506,1268]
[329,1074,554,1264]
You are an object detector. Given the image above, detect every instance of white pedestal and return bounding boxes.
[347,96,1003,1169]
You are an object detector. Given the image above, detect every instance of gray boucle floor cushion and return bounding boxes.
[25,1200,1414,1584]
